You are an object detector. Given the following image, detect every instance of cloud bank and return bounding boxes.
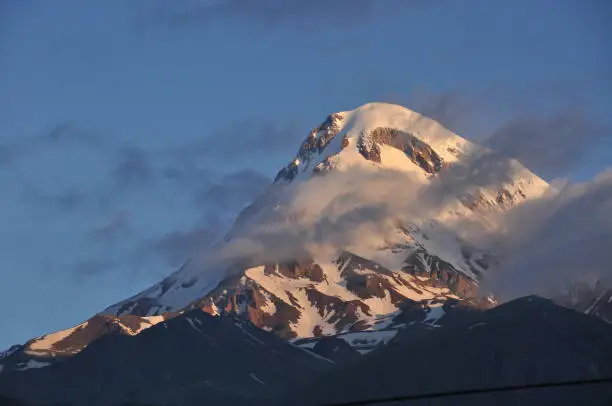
[484,169,612,300]
[0,119,278,282]
[201,149,612,302]
[484,109,607,179]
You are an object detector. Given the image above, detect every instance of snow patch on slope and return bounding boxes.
[137,315,166,333]
[27,323,85,354]
[336,330,399,355]
[103,260,225,316]
[249,372,266,385]
[16,359,51,371]
[23,314,167,359]
[244,257,453,338]
[423,303,446,326]
[377,144,430,180]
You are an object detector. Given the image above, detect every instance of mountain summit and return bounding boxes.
[274,102,473,182]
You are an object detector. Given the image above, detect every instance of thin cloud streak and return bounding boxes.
[154,0,429,32]
[484,109,608,179]
[484,169,612,300]
[2,122,274,283]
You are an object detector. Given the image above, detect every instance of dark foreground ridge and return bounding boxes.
[322,376,612,406]
[284,296,612,406]
[0,309,329,406]
[1,296,612,406]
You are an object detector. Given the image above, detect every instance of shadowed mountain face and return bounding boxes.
[0,310,330,406]
[285,296,612,406]
[557,282,612,324]
[0,395,29,406]
[3,297,611,406]
[0,314,174,374]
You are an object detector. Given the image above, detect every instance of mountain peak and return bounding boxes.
[274,102,479,184]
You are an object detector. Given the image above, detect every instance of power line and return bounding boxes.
[324,376,612,406]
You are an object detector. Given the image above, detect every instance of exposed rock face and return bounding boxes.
[113,297,162,316]
[402,248,479,297]
[305,113,345,156]
[357,127,444,174]
[184,248,482,341]
[195,274,302,339]
[275,113,345,183]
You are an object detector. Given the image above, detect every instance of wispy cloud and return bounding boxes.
[484,169,612,299]
[190,113,611,303]
[402,91,485,138]
[43,122,110,149]
[484,109,608,178]
[21,186,87,212]
[208,164,482,267]
[0,0,17,65]
[0,145,10,166]
[73,257,118,278]
[154,0,427,32]
[387,86,611,180]
[213,157,612,303]
[149,169,271,267]
[151,226,219,267]
[0,122,123,168]
[110,147,152,187]
[170,118,303,166]
[3,121,275,282]
[193,169,270,211]
[88,211,131,244]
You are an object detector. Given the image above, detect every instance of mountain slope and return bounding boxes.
[102,102,548,341]
[558,282,612,324]
[286,296,612,406]
[0,314,171,374]
[0,310,330,406]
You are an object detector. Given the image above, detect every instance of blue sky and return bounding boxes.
[0,0,610,348]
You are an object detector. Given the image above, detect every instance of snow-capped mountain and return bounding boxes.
[0,102,553,371]
[3,102,611,406]
[101,102,549,341]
